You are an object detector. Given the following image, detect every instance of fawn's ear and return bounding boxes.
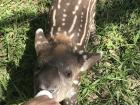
[35,28,53,63]
[78,52,102,72]
[35,28,49,56]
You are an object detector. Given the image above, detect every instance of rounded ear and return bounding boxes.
[78,52,102,72]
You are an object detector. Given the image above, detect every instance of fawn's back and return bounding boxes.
[46,0,97,52]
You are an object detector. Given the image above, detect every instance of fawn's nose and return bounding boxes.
[48,88,56,93]
[39,83,58,94]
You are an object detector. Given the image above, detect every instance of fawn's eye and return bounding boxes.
[64,70,72,78]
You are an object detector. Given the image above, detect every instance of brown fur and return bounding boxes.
[53,33,71,45]
[53,44,68,56]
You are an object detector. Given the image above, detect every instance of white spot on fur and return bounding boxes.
[66,3,70,6]
[63,14,67,17]
[78,0,82,4]
[62,18,66,21]
[79,50,84,54]
[66,101,69,105]
[73,5,79,14]
[79,29,81,32]
[63,9,66,12]
[72,0,82,15]
[62,23,66,26]
[73,80,79,85]
[77,33,80,36]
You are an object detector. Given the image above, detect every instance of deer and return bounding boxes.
[34,0,101,105]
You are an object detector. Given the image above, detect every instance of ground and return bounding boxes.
[0,0,140,105]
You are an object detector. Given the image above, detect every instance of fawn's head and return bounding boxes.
[34,29,101,102]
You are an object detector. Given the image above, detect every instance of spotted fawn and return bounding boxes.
[34,0,101,105]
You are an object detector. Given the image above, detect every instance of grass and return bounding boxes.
[0,0,140,105]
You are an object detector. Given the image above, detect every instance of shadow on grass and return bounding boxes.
[0,0,139,105]
[0,13,49,105]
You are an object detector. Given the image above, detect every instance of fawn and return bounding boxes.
[34,0,101,104]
